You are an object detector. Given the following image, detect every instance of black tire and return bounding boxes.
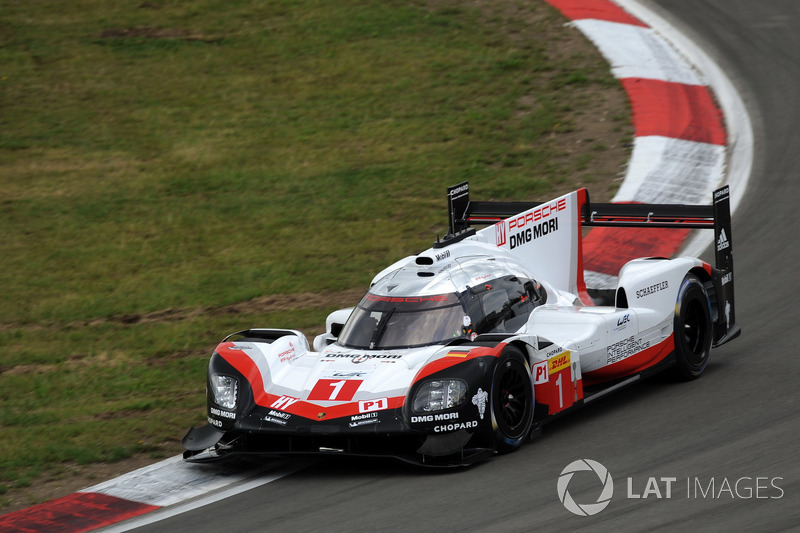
[672,274,713,380]
[490,346,534,453]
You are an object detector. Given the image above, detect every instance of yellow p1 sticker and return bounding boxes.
[548,350,571,374]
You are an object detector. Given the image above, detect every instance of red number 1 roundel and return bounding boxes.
[307,379,363,401]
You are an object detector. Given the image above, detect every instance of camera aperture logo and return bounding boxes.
[557,459,614,516]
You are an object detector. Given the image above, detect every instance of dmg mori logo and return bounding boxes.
[557,459,614,516]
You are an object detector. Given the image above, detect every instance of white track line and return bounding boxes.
[97,460,314,532]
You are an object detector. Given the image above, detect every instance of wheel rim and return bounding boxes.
[496,363,529,432]
[683,298,709,366]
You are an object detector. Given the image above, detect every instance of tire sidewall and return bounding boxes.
[489,346,534,452]
[673,275,713,379]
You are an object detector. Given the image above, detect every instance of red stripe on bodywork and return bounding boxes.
[621,78,726,145]
[412,345,504,383]
[0,492,159,533]
[583,334,674,386]
[278,395,406,421]
[575,188,594,305]
[543,0,647,26]
[217,343,271,405]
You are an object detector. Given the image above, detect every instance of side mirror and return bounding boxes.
[326,307,353,336]
[312,307,354,352]
[525,280,546,304]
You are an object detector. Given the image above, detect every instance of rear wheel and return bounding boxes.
[490,346,534,453]
[672,274,713,380]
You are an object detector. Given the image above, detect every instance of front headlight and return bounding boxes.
[413,379,467,413]
[210,374,238,410]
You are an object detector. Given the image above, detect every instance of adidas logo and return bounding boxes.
[716,229,730,252]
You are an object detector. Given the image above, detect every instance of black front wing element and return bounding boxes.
[182,425,493,467]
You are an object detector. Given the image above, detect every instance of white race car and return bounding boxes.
[183,183,739,466]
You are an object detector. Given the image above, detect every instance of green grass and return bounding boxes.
[0,0,630,508]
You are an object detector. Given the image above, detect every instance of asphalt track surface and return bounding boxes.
[125,2,800,531]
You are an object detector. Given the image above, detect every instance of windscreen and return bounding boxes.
[337,293,467,349]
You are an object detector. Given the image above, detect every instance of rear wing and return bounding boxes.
[441,182,738,347]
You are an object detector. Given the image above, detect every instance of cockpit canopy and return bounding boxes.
[337,275,546,349]
[337,294,464,349]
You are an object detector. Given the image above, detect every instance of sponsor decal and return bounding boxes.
[267,409,290,420]
[725,300,731,328]
[263,416,288,426]
[548,351,571,375]
[496,221,507,246]
[307,379,363,401]
[354,353,402,362]
[208,417,223,428]
[509,217,559,250]
[533,361,549,384]
[349,419,379,428]
[714,185,730,201]
[324,371,367,378]
[472,388,488,419]
[635,280,668,299]
[435,249,451,262]
[434,421,478,433]
[349,412,380,428]
[607,336,651,365]
[509,198,567,229]
[411,412,459,423]
[364,294,450,303]
[721,272,732,285]
[276,342,296,363]
[350,412,378,422]
[209,407,236,419]
[270,396,299,410]
[358,398,388,413]
[499,198,567,248]
[617,314,631,327]
[449,183,469,198]
[228,344,254,351]
[322,353,403,362]
[716,229,730,252]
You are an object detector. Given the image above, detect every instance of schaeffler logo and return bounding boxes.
[557,459,614,516]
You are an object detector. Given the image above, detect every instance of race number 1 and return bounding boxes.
[308,379,363,401]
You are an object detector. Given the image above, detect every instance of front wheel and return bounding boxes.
[672,274,713,380]
[490,346,534,453]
